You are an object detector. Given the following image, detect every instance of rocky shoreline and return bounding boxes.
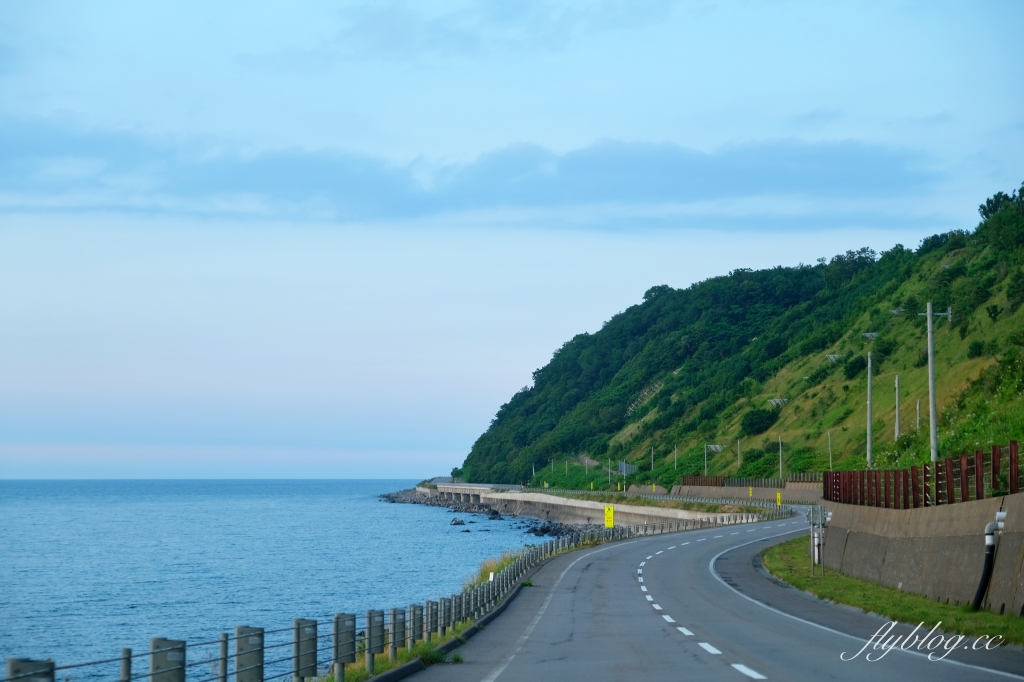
[380,488,600,538]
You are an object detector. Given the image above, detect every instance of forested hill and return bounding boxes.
[456,184,1024,486]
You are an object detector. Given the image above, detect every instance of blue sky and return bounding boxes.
[1,1,1021,477]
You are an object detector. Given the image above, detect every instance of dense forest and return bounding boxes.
[455,183,1024,487]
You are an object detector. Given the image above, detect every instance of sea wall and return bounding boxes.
[821,492,1024,615]
[670,484,822,503]
[480,491,748,527]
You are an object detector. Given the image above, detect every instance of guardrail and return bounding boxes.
[3,513,791,682]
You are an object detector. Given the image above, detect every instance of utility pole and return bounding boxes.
[920,302,952,462]
[867,351,873,469]
[778,435,783,480]
[894,375,900,440]
[828,430,833,470]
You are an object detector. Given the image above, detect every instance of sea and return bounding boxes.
[0,480,534,680]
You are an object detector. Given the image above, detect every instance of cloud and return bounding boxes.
[328,0,679,59]
[0,118,942,227]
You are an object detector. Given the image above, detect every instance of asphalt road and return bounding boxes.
[413,516,1024,682]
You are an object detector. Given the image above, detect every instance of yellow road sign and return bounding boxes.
[776,491,782,506]
[749,486,753,498]
[604,505,615,528]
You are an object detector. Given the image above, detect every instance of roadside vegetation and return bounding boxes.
[463,549,522,589]
[762,536,1024,646]
[454,183,1024,487]
[316,617,473,682]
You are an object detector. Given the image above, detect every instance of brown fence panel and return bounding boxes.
[923,463,931,506]
[945,458,955,505]
[976,450,985,500]
[884,470,891,508]
[902,469,910,509]
[960,454,970,502]
[911,465,921,508]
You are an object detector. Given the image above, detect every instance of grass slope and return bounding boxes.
[458,184,1024,488]
[763,536,1024,646]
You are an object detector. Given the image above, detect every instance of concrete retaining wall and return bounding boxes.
[822,492,1024,615]
[481,491,748,528]
[670,484,822,503]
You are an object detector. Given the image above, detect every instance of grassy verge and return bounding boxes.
[463,549,522,589]
[315,618,475,682]
[762,536,1024,646]
[549,490,763,514]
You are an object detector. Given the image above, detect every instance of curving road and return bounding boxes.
[413,515,1024,681]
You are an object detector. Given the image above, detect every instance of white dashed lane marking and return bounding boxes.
[732,664,767,680]
[713,535,723,538]
[681,541,690,545]
[656,551,663,555]
[668,546,676,549]
[730,532,739,535]
[652,604,662,610]
[640,561,646,566]
[646,555,653,560]
[645,595,653,601]
[662,615,675,623]
[641,586,648,592]
[676,627,693,636]
[699,643,722,654]
[638,577,643,583]
[697,538,706,542]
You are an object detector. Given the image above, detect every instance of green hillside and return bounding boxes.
[455,183,1024,488]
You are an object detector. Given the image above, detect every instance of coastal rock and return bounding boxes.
[450,518,465,526]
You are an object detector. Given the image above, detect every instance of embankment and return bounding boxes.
[821,492,1024,615]
[670,481,823,503]
[480,491,751,527]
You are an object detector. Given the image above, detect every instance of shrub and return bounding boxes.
[844,355,867,379]
[741,408,779,435]
[968,340,985,359]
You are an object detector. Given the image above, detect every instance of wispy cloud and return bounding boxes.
[0,118,943,227]
[327,0,678,59]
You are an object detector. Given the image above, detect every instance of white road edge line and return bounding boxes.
[708,529,1024,681]
[699,642,721,654]
[676,626,693,636]
[478,539,637,682]
[731,663,767,679]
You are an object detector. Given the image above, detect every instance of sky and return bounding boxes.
[1,0,1022,478]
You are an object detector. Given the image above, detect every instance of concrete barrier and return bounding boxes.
[822,492,1024,614]
[480,491,739,527]
[670,484,822,503]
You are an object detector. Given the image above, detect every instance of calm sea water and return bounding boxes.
[0,480,533,675]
